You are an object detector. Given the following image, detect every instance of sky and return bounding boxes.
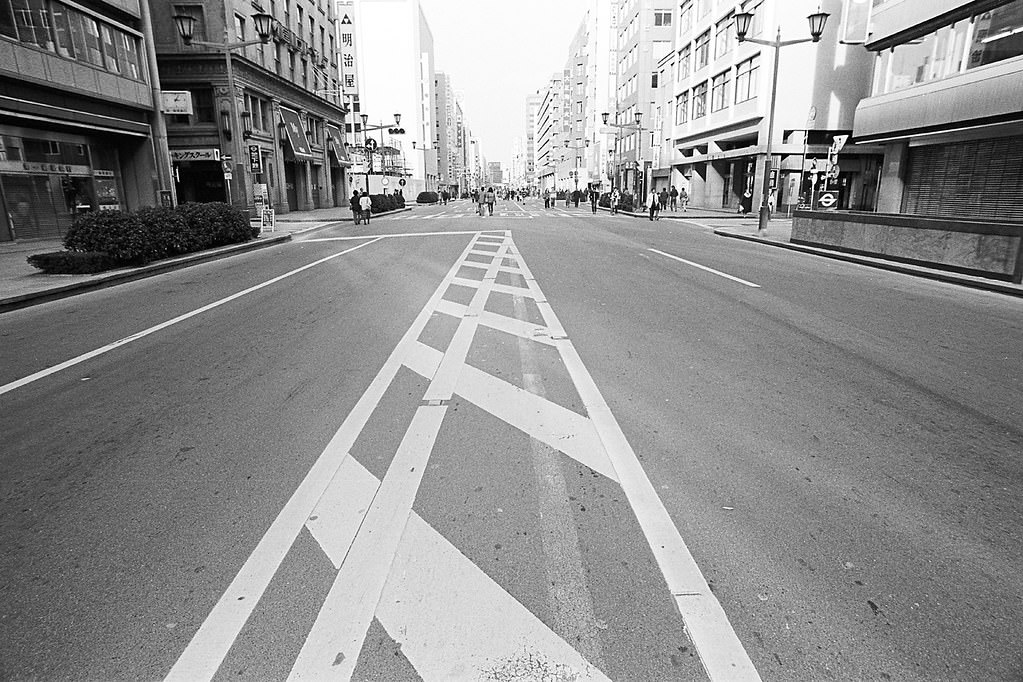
[417,0,590,167]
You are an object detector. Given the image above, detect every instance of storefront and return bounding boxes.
[325,123,350,206]
[0,127,133,241]
[171,148,225,204]
[279,106,314,211]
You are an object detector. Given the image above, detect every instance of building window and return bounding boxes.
[678,44,690,79]
[654,11,671,26]
[735,55,759,102]
[99,24,120,73]
[679,0,692,36]
[675,91,689,124]
[694,29,710,69]
[8,0,52,49]
[714,13,733,59]
[692,81,707,119]
[711,69,730,111]
[651,71,659,88]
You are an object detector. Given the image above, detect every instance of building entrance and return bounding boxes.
[174,161,227,204]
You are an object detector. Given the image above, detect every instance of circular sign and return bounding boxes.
[398,178,407,187]
[381,177,390,186]
[365,138,378,150]
[817,191,838,209]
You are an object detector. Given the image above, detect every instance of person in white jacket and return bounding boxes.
[647,190,660,221]
[359,191,372,224]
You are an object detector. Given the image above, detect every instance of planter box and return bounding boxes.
[792,211,1023,283]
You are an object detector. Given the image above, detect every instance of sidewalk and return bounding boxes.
[0,204,412,313]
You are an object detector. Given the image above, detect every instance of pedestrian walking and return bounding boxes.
[610,188,620,215]
[485,187,496,215]
[476,189,486,216]
[679,186,688,211]
[359,190,373,224]
[589,188,598,214]
[543,190,551,209]
[350,189,362,225]
[647,189,660,221]
[669,185,678,211]
[572,189,580,208]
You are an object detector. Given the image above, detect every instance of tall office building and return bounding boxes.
[352,0,437,196]
[660,0,874,212]
[1,0,162,240]
[850,0,1023,219]
[153,0,350,213]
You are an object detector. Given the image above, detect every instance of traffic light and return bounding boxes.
[388,127,405,135]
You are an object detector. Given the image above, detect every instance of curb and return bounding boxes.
[251,205,414,224]
[0,233,292,314]
[714,229,1023,298]
[595,205,754,220]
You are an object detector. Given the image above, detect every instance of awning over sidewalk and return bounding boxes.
[279,107,314,160]
[325,124,351,167]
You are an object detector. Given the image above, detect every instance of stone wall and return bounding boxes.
[792,211,1023,283]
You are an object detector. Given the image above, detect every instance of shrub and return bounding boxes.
[64,210,148,263]
[416,191,439,204]
[619,192,636,213]
[177,202,256,247]
[598,193,611,208]
[27,251,117,274]
[61,202,255,268]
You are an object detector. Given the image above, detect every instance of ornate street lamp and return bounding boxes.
[735,9,830,230]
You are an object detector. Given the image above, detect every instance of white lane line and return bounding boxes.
[403,342,616,481]
[0,239,384,399]
[515,247,761,681]
[302,449,610,680]
[304,230,483,242]
[649,248,760,288]
[163,235,481,682]
[423,241,509,402]
[290,237,510,679]
[434,300,556,347]
[380,504,610,680]
[288,404,448,681]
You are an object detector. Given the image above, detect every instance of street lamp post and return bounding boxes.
[358,113,403,193]
[173,12,274,208]
[563,140,590,193]
[602,111,644,198]
[734,8,829,231]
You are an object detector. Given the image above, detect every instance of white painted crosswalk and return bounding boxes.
[164,230,761,681]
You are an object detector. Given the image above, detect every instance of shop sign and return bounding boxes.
[170,148,221,162]
[93,169,115,178]
[260,207,276,232]
[248,145,263,173]
[21,162,89,174]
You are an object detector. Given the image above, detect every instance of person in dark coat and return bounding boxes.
[350,190,362,225]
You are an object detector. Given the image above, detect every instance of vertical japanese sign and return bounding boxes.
[337,1,359,100]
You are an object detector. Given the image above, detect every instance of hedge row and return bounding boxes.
[416,191,439,204]
[370,193,405,212]
[28,202,256,274]
[597,192,636,212]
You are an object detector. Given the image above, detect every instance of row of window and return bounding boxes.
[0,0,143,80]
[674,55,759,124]
[166,88,335,145]
[871,2,1023,96]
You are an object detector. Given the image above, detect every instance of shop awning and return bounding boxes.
[325,124,351,166]
[279,107,314,159]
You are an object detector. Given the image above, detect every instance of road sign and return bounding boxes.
[398,178,406,187]
[223,171,233,180]
[222,159,233,174]
[365,138,378,150]
[817,190,838,210]
[382,177,389,186]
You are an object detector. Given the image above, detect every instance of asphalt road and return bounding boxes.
[1,200,1021,681]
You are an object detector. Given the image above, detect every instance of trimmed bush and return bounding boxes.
[416,191,439,204]
[63,210,148,263]
[51,202,255,273]
[369,193,406,212]
[27,251,117,274]
[619,192,636,213]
